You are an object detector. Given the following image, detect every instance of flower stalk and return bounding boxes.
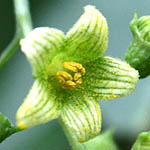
[0,34,20,70]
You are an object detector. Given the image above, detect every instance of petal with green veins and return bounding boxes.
[16,80,61,129]
[65,5,108,62]
[20,27,65,75]
[60,98,101,143]
[83,56,139,100]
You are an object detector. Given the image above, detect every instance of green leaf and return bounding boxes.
[65,5,108,62]
[125,11,150,78]
[132,131,150,150]
[84,56,139,100]
[16,79,61,129]
[0,112,20,143]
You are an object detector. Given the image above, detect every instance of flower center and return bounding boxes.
[57,62,85,89]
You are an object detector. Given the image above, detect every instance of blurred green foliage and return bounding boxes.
[132,131,150,150]
[0,112,20,143]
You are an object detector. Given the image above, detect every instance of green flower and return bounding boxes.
[16,5,138,142]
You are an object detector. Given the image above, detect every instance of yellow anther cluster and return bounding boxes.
[64,62,85,74]
[57,62,85,89]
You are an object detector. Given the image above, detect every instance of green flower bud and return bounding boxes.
[0,112,20,143]
[125,11,150,78]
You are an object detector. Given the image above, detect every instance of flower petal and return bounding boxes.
[16,80,61,129]
[20,27,65,75]
[84,56,139,100]
[65,5,108,62]
[60,98,101,143]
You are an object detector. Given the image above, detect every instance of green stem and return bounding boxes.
[0,0,32,70]
[0,34,20,70]
[58,118,86,150]
[14,0,32,37]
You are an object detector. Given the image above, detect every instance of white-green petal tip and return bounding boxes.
[16,80,61,129]
[20,27,65,74]
[65,5,108,62]
[84,5,96,11]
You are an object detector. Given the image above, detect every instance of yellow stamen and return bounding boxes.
[64,62,78,72]
[57,71,72,80]
[81,67,86,75]
[64,62,85,74]
[57,76,65,84]
[76,78,82,84]
[74,73,82,81]
[57,62,85,89]
[64,81,76,89]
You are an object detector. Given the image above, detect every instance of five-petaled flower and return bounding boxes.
[16,5,139,142]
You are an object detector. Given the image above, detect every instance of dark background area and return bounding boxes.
[0,0,150,150]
